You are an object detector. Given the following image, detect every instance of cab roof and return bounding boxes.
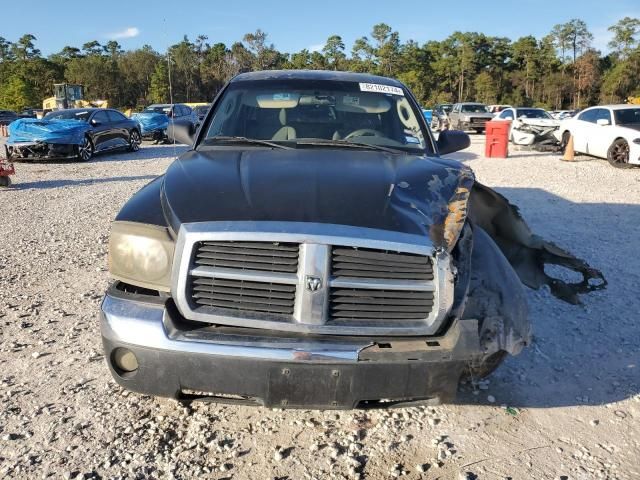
[231,70,404,87]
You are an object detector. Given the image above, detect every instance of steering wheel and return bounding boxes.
[344,128,385,140]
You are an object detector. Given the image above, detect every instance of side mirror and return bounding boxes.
[167,119,196,146]
[436,129,471,155]
[596,118,610,126]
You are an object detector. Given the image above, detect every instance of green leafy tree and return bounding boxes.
[322,35,346,70]
[149,61,170,104]
[608,17,640,59]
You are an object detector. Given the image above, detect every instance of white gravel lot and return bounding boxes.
[0,136,638,480]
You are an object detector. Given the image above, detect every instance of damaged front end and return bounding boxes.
[510,119,561,151]
[5,141,78,160]
[6,118,89,160]
[441,178,606,370]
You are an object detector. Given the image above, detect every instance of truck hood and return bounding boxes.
[161,148,474,251]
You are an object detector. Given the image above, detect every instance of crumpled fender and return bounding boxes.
[467,183,606,304]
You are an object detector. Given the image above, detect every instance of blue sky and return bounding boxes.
[2,0,638,55]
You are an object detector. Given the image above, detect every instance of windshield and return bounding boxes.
[440,104,453,113]
[614,108,640,125]
[44,110,90,121]
[143,105,171,115]
[204,79,429,152]
[461,104,488,113]
[516,108,552,119]
[194,105,210,114]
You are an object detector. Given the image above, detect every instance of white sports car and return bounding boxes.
[555,105,640,168]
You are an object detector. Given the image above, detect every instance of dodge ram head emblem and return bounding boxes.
[305,276,322,292]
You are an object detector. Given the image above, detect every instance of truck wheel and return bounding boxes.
[77,136,94,162]
[607,138,631,168]
[0,176,11,187]
[464,350,507,380]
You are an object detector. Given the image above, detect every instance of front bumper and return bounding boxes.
[101,288,483,409]
[5,142,77,160]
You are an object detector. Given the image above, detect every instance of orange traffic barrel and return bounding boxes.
[485,120,511,158]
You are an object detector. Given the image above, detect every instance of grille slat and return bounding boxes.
[194,240,300,273]
[190,276,295,315]
[330,289,434,318]
[330,245,435,322]
[331,246,433,281]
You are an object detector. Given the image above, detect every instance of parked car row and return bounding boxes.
[4,102,204,161]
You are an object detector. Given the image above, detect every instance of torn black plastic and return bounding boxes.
[467,183,607,304]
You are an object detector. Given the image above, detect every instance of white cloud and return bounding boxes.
[107,27,140,40]
[308,43,324,53]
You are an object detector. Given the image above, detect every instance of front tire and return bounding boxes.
[0,176,11,187]
[128,130,141,152]
[77,136,94,162]
[464,351,507,379]
[607,138,631,168]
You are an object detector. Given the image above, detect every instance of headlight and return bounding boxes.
[108,221,175,292]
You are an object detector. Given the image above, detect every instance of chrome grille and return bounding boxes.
[331,246,433,280]
[195,241,299,273]
[330,288,434,321]
[173,222,454,336]
[190,277,295,315]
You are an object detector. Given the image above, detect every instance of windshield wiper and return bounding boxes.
[294,138,404,154]
[203,136,293,150]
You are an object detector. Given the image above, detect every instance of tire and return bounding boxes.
[77,136,94,162]
[464,351,508,380]
[0,176,10,187]
[561,131,571,154]
[128,130,141,152]
[607,138,631,168]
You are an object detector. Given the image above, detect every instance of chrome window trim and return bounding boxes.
[171,221,454,336]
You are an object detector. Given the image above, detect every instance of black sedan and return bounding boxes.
[0,110,18,126]
[5,108,141,161]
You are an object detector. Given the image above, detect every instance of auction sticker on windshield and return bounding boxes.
[359,83,404,96]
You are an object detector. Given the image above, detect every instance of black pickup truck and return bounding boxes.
[101,70,604,409]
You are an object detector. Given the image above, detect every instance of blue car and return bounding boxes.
[422,108,433,125]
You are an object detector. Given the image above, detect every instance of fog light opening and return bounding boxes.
[111,348,139,377]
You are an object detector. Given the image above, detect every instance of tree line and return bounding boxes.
[0,17,638,112]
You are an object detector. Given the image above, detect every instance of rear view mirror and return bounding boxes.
[167,119,195,146]
[596,118,610,126]
[436,130,470,155]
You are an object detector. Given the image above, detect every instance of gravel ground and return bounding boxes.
[0,136,638,480]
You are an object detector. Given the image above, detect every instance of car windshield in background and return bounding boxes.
[44,110,91,121]
[516,109,552,119]
[143,106,171,114]
[614,108,640,125]
[441,105,453,113]
[204,80,428,152]
[461,104,488,113]
[194,105,210,115]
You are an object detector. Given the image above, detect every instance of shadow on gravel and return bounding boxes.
[96,144,188,163]
[457,187,640,409]
[12,174,158,190]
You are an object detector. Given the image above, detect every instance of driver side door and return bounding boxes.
[89,110,113,151]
